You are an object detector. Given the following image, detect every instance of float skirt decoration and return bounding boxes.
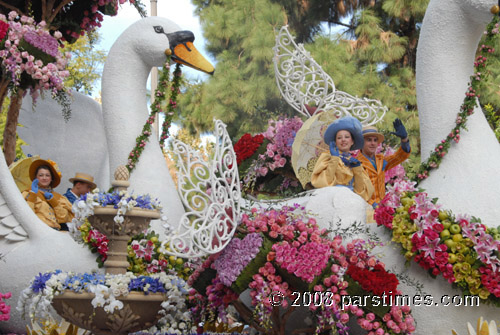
[51,291,165,335]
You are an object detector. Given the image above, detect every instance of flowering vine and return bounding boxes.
[0,291,11,321]
[375,176,500,306]
[415,14,500,182]
[126,58,182,172]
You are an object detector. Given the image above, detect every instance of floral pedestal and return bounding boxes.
[88,206,160,274]
[52,291,165,335]
[51,166,164,335]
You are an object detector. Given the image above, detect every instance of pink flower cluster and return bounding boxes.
[253,116,303,175]
[0,12,70,99]
[205,275,239,323]
[479,266,500,298]
[0,292,11,321]
[273,240,331,283]
[382,146,407,183]
[262,116,303,161]
[346,305,415,335]
[461,220,500,272]
[87,228,109,262]
[187,253,218,287]
[241,204,325,241]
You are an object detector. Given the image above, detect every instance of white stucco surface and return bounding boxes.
[416,0,500,227]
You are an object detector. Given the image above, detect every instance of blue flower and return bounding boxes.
[31,272,54,293]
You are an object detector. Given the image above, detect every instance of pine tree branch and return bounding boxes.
[48,0,73,24]
[0,1,27,16]
[326,20,355,30]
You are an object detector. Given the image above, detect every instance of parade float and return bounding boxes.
[1,0,500,334]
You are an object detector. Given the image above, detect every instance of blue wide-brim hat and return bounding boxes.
[323,116,364,151]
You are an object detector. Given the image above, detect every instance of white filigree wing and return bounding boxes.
[273,25,386,125]
[164,119,241,258]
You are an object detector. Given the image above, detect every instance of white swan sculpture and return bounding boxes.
[0,16,214,333]
[417,0,500,227]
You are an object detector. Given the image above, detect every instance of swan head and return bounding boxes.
[117,16,214,75]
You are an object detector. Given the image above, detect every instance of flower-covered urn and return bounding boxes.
[87,166,161,274]
[47,166,168,335]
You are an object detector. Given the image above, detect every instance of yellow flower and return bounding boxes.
[451,317,499,335]
[478,289,491,300]
[26,317,89,335]
[460,263,472,274]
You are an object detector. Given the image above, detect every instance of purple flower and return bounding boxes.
[214,233,263,286]
[23,31,59,58]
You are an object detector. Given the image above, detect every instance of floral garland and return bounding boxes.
[374,176,500,306]
[0,291,11,322]
[17,270,194,333]
[415,14,500,182]
[126,60,182,172]
[188,204,416,334]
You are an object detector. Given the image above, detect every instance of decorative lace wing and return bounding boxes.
[273,25,386,125]
[164,119,241,258]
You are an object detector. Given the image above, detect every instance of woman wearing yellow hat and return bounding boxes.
[22,158,74,230]
[311,116,374,202]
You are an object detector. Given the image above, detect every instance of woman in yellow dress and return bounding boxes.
[311,116,374,202]
[22,158,74,230]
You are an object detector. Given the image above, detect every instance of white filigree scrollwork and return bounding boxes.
[273,25,386,125]
[163,119,241,258]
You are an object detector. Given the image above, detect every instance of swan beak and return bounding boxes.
[169,41,214,75]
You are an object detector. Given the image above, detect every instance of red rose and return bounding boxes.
[233,133,265,165]
[0,21,8,41]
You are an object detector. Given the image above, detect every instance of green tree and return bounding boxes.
[180,0,428,177]
[178,0,292,138]
[62,30,107,95]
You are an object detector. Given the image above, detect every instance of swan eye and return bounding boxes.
[153,26,164,34]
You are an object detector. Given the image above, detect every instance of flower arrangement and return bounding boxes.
[0,291,11,321]
[235,116,304,196]
[71,188,163,235]
[187,204,415,334]
[17,270,193,331]
[127,61,182,173]
[0,11,71,115]
[78,221,109,267]
[415,14,500,182]
[127,229,195,280]
[375,176,500,306]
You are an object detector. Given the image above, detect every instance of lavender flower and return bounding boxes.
[214,233,263,286]
[23,31,59,58]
